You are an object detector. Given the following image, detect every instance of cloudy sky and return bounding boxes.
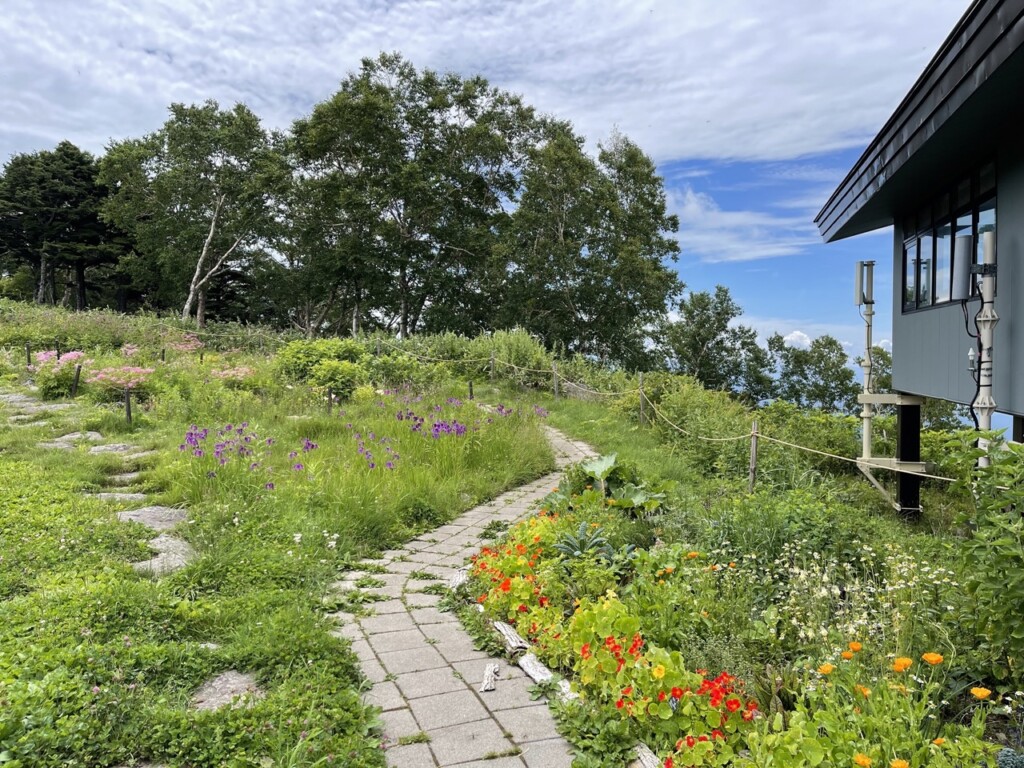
[0,0,971,351]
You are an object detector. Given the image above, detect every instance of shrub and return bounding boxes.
[274,338,366,382]
[309,359,367,401]
[33,350,88,399]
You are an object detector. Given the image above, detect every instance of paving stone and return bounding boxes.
[57,431,103,442]
[433,636,490,664]
[367,628,428,654]
[379,707,422,747]
[395,667,467,699]
[361,612,418,635]
[117,506,186,532]
[378,645,447,675]
[384,742,435,768]
[519,737,574,768]
[451,659,525,688]
[363,583,405,599]
[123,450,158,461]
[364,681,406,712]
[358,656,389,683]
[408,689,491,731]
[191,670,263,710]
[349,638,377,664]
[89,443,137,454]
[426,718,516,766]
[423,541,463,555]
[492,705,563,744]
[328,620,363,641]
[387,559,428,574]
[38,441,75,450]
[404,592,441,608]
[108,471,142,485]
[410,606,455,625]
[93,492,148,502]
[369,599,408,615]
[449,759,525,768]
[133,534,195,576]
[405,539,435,551]
[405,550,443,564]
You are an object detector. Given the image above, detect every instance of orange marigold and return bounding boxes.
[842,651,855,660]
[856,685,871,698]
[890,760,909,768]
[970,687,992,700]
[892,657,913,673]
[849,641,863,652]
[853,754,873,767]
[817,663,836,675]
[932,738,946,746]
[921,652,944,666]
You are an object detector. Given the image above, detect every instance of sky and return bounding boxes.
[0,0,972,356]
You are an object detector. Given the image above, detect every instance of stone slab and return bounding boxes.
[133,534,195,576]
[191,670,263,710]
[426,718,516,766]
[408,689,491,731]
[117,506,186,532]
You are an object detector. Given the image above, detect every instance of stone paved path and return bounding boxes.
[333,426,595,768]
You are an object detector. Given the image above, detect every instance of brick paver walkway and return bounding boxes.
[332,426,596,768]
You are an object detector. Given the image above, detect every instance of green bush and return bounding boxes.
[275,338,367,382]
[309,359,367,401]
[364,353,448,388]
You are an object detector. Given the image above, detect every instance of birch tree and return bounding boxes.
[99,101,284,325]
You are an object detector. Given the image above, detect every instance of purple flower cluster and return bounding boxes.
[431,420,467,439]
[495,404,516,417]
[533,405,549,418]
[354,431,399,471]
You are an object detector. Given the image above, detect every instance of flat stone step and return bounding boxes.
[8,413,42,423]
[58,431,104,442]
[89,443,137,454]
[108,471,142,485]
[133,534,195,576]
[93,492,148,502]
[118,506,187,532]
[19,403,73,414]
[123,450,158,461]
[0,393,37,405]
[38,441,75,450]
[191,671,263,710]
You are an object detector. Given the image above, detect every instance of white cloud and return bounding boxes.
[0,0,967,164]
[783,330,812,349]
[671,185,820,263]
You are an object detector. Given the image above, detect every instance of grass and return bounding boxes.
[0,350,556,767]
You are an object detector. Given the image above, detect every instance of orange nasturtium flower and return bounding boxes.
[890,760,910,768]
[849,641,863,652]
[921,652,944,666]
[853,754,873,767]
[842,651,855,660]
[970,687,992,700]
[817,663,836,675]
[932,738,946,746]
[856,685,872,698]
[892,657,913,673]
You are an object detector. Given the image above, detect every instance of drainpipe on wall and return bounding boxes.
[974,230,998,468]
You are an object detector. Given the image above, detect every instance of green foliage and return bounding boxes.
[309,359,367,400]
[276,338,367,382]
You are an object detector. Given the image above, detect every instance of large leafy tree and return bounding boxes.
[496,127,681,364]
[292,53,538,337]
[661,285,773,399]
[99,101,286,325]
[769,333,860,413]
[0,141,120,308]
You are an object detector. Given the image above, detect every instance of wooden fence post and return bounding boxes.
[638,372,645,425]
[160,348,166,363]
[124,388,133,425]
[748,420,759,493]
[468,381,474,400]
[552,362,559,399]
[71,364,82,397]
[25,342,31,367]
[55,340,61,360]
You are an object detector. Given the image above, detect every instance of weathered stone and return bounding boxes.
[123,450,158,461]
[89,443,137,454]
[132,534,195,576]
[57,431,104,442]
[117,506,187,532]
[0,393,36,405]
[93,492,148,502]
[38,441,74,451]
[108,471,142,485]
[190,670,263,710]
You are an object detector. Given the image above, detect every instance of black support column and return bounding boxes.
[896,402,922,519]
[1014,415,1024,444]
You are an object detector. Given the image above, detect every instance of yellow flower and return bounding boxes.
[892,657,913,673]
[853,754,873,767]
[890,760,909,768]
[856,685,871,698]
[652,664,666,680]
[849,641,863,653]
[932,738,946,746]
[817,663,835,675]
[970,687,992,700]
[842,651,855,660]
[921,652,944,666]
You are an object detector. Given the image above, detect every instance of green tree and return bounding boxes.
[660,285,773,399]
[858,345,967,430]
[292,53,537,337]
[496,126,681,364]
[0,141,121,309]
[99,101,286,325]
[769,332,860,413]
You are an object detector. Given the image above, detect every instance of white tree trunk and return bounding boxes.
[181,194,244,323]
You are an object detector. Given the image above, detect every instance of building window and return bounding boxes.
[901,162,995,312]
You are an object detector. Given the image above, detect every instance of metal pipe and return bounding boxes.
[860,261,875,463]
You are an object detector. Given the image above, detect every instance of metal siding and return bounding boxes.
[998,135,1024,413]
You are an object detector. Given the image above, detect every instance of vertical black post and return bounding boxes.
[327,387,333,416]
[124,387,133,425]
[160,348,166,363]
[896,402,921,519]
[468,381,474,400]
[71,364,82,397]
[199,350,204,364]
[1014,415,1024,444]
[55,340,61,360]
[25,343,31,367]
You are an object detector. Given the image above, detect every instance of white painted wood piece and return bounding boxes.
[492,620,529,652]
[479,663,500,692]
[448,568,469,590]
[629,744,661,768]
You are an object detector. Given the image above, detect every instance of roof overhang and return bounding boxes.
[815,0,1024,243]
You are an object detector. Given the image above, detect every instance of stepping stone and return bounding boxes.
[20,403,73,414]
[93,492,147,502]
[118,506,187,532]
[132,534,195,576]
[123,450,158,461]
[0,393,36,404]
[108,471,142,485]
[191,670,263,710]
[89,443,136,454]
[38,441,75,450]
[57,431,104,442]
[8,413,42,423]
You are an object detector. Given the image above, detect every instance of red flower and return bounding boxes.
[658,691,667,701]
[539,596,549,607]
[665,759,673,768]
[746,700,758,711]
[622,686,633,696]
[742,710,755,721]
[725,698,742,713]
[616,699,624,709]
[477,594,487,603]
[698,735,708,743]
[499,578,511,592]
[685,736,696,748]
[517,604,528,613]
[711,729,724,740]
[671,687,684,699]
[581,643,591,659]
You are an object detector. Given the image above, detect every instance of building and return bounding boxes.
[815,0,1024,513]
